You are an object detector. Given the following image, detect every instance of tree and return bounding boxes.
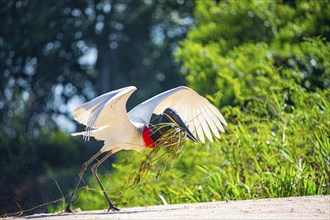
[0,0,193,214]
[176,0,329,99]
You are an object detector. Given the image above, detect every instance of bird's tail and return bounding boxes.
[72,131,93,142]
[71,127,106,142]
[71,131,84,136]
[71,130,95,142]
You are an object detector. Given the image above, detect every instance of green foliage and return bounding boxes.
[48,0,329,212]
[174,0,330,201]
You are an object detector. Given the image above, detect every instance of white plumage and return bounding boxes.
[73,86,227,148]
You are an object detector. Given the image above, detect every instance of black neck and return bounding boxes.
[150,114,172,143]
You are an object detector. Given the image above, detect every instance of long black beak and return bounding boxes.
[164,108,198,143]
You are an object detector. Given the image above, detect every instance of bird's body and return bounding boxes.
[65,86,227,213]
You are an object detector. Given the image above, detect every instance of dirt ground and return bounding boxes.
[9,195,330,219]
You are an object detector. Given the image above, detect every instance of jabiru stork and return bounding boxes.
[64,86,227,212]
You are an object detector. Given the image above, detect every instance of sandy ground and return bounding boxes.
[8,195,330,219]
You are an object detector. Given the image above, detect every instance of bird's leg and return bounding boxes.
[91,150,120,212]
[64,150,103,213]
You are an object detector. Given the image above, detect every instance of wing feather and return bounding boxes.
[209,104,228,127]
[197,103,213,142]
[128,86,227,143]
[202,104,221,139]
[200,105,214,142]
[186,104,197,137]
[193,106,205,143]
[72,86,136,140]
[207,106,224,133]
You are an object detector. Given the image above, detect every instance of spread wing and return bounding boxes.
[128,86,227,143]
[72,86,136,140]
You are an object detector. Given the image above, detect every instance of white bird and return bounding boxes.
[64,86,227,213]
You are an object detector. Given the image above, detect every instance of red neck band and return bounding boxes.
[142,126,155,148]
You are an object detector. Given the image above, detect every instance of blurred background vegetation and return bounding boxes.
[0,0,329,216]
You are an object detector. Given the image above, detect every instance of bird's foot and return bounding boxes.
[64,206,73,213]
[107,205,120,212]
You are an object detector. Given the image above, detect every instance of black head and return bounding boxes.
[162,108,198,143]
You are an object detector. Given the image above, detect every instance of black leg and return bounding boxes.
[64,150,103,213]
[91,150,120,212]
